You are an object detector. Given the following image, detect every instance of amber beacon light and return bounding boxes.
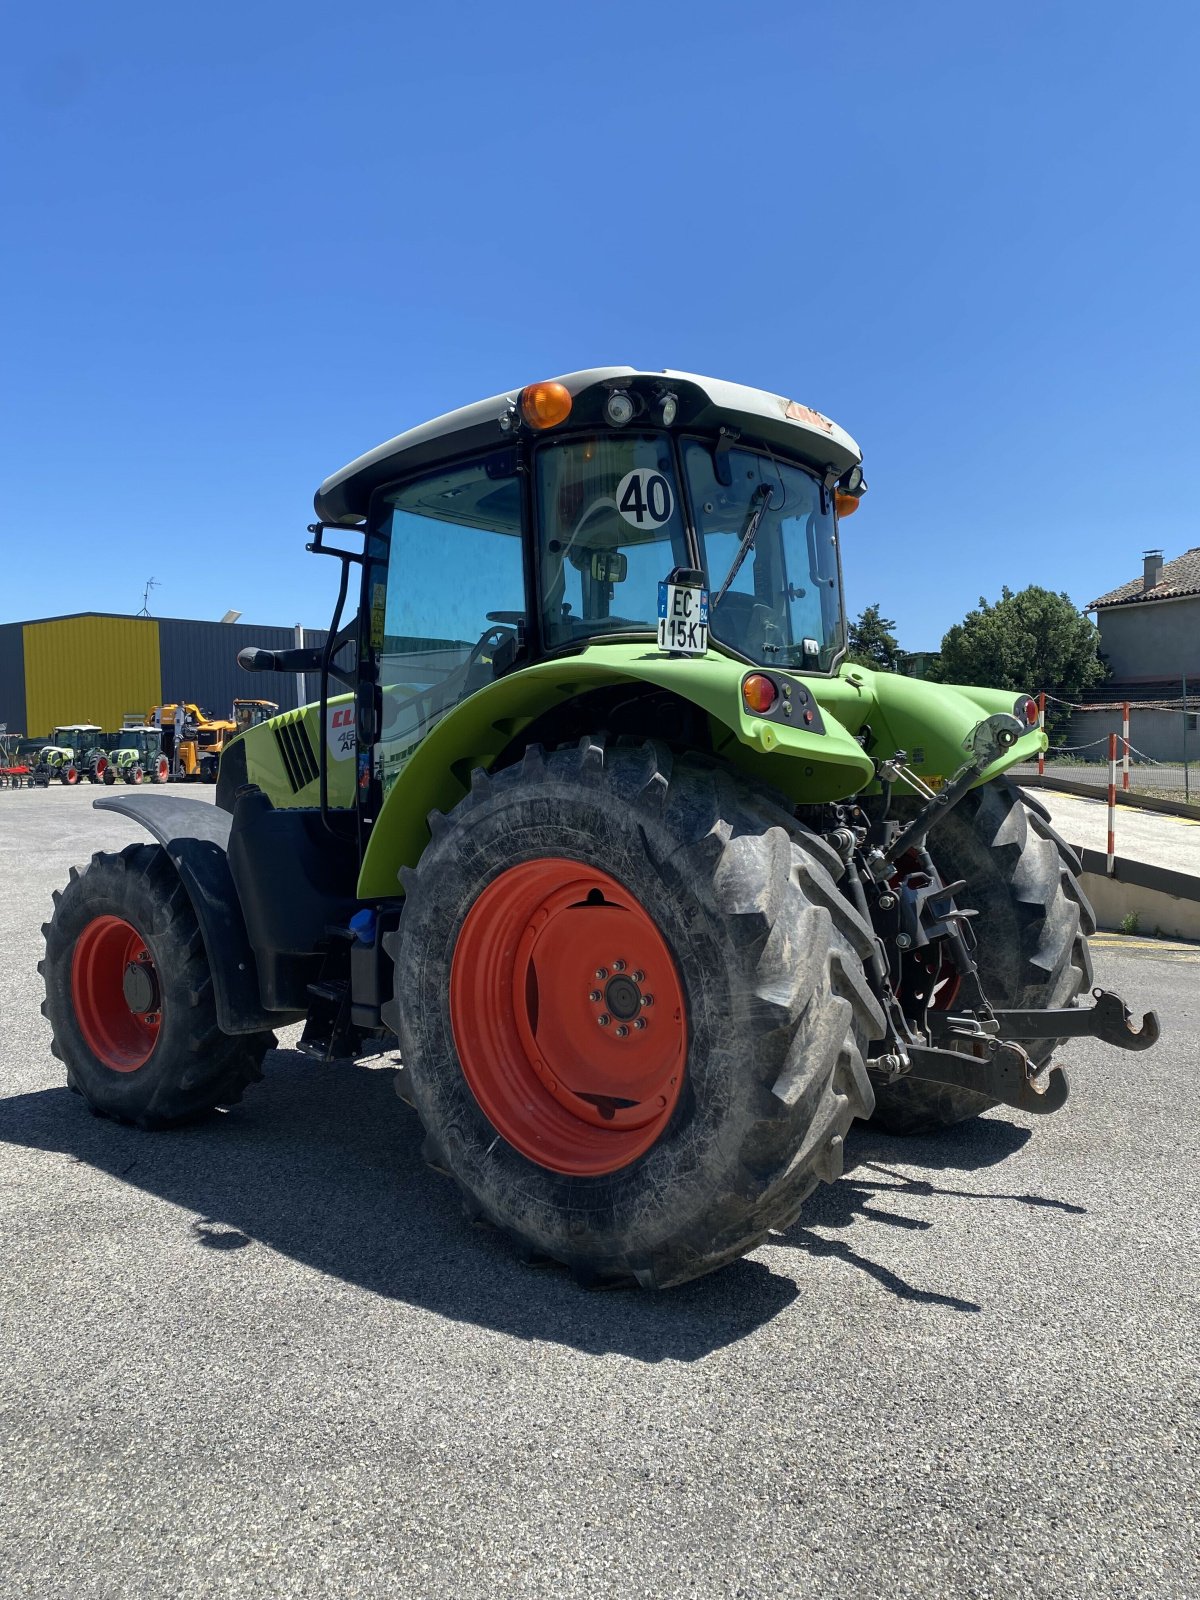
[519,381,573,429]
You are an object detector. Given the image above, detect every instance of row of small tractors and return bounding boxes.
[0,700,277,789]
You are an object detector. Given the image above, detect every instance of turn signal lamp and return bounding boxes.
[742,674,779,714]
[1015,695,1040,728]
[834,492,861,518]
[519,381,573,430]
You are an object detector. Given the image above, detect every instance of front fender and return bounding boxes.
[93,793,295,1033]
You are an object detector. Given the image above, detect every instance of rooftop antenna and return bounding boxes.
[137,577,160,617]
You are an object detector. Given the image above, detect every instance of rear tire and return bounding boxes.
[40,843,275,1127]
[870,779,1095,1135]
[387,738,883,1288]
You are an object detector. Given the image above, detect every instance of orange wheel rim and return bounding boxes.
[71,915,162,1071]
[449,859,687,1176]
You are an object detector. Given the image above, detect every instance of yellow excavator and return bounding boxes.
[148,699,277,782]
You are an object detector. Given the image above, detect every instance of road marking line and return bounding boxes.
[1091,936,1181,946]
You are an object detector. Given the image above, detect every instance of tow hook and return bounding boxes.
[989,989,1160,1053]
[893,990,1160,1116]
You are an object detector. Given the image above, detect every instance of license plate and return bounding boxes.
[657,581,709,655]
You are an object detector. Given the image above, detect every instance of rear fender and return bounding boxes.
[93,793,299,1033]
[357,645,876,898]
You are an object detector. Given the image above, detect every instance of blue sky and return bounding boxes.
[3,0,1197,649]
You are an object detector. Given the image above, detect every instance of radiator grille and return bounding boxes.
[273,718,320,793]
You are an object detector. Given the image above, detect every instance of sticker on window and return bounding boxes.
[617,468,674,529]
[327,704,356,761]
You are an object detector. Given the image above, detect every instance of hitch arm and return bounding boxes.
[990,989,1160,1052]
[902,1043,1070,1116]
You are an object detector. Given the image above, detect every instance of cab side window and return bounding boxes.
[376,454,525,791]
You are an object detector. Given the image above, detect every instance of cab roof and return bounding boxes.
[314,367,863,526]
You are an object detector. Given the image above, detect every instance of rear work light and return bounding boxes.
[742,674,779,714]
[519,381,573,429]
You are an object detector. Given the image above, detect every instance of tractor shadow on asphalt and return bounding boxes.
[774,1117,1087,1315]
[1,1048,1080,1357]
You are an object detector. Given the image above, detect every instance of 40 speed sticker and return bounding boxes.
[616,468,674,529]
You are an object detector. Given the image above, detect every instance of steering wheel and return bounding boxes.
[486,611,525,626]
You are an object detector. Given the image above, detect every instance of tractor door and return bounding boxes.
[367,450,526,798]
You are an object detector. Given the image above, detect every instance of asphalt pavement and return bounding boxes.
[2,785,1197,1599]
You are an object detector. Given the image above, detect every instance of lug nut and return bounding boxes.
[598,1014,611,1027]
[589,990,602,1003]
[595,967,608,980]
[640,994,653,1007]
[615,1025,629,1037]
[634,1018,647,1031]
[612,960,626,972]
[632,970,645,983]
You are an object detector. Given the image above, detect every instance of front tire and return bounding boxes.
[40,843,274,1127]
[387,739,883,1288]
[870,780,1095,1134]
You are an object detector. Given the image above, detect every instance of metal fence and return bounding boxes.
[1011,691,1200,805]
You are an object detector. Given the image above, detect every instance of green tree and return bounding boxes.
[846,603,902,671]
[930,585,1106,736]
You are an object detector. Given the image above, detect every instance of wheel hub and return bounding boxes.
[449,859,687,1176]
[71,915,162,1071]
[122,956,159,1016]
[603,973,642,1021]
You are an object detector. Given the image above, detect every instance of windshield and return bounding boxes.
[683,441,845,670]
[536,434,690,647]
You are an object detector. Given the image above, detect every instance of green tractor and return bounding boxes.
[40,369,1159,1288]
[34,725,108,785]
[103,727,171,786]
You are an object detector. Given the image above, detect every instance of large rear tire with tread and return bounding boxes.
[870,779,1095,1135]
[41,843,275,1128]
[386,738,884,1289]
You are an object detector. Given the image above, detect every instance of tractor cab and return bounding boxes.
[232,698,278,734]
[45,724,104,759]
[347,373,860,797]
[112,727,163,760]
[227,369,867,818]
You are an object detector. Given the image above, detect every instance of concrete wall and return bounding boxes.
[1064,706,1198,763]
[1096,596,1200,681]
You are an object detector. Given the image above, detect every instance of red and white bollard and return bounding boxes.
[1037,692,1046,776]
[1122,701,1130,792]
[1107,732,1117,877]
